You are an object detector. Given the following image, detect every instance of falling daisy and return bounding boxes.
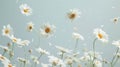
[27,22,34,32]
[19,4,32,16]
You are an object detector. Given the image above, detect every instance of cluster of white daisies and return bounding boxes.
[0,2,120,67]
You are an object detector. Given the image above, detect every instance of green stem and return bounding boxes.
[70,64,72,67]
[92,38,97,67]
[38,53,42,60]
[111,48,119,67]
[74,39,78,52]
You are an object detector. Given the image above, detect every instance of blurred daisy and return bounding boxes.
[9,35,21,44]
[72,32,84,40]
[0,45,9,52]
[2,24,13,37]
[93,28,108,42]
[31,55,39,64]
[0,54,10,63]
[40,23,56,38]
[19,4,32,16]
[4,63,15,67]
[18,40,30,47]
[17,57,29,64]
[36,48,50,55]
[94,60,102,67]
[67,9,81,20]
[48,56,64,66]
[112,40,120,48]
[55,46,71,53]
[111,17,120,24]
[27,22,34,32]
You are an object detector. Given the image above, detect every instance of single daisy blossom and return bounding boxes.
[40,23,56,38]
[27,22,34,32]
[67,9,81,20]
[2,24,13,37]
[112,40,120,48]
[72,32,84,40]
[36,48,50,55]
[93,28,108,42]
[19,4,32,16]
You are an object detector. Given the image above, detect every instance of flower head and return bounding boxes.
[112,40,120,48]
[36,48,50,55]
[27,22,34,32]
[72,32,84,40]
[94,60,102,67]
[55,46,71,53]
[93,28,108,42]
[67,9,81,20]
[19,4,32,16]
[2,24,13,37]
[40,23,56,38]
[112,17,120,24]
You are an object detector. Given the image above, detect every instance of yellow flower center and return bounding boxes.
[12,38,17,43]
[69,13,76,19]
[98,33,103,39]
[0,56,5,60]
[29,26,33,30]
[45,27,51,33]
[5,29,10,34]
[24,9,29,13]
[8,64,12,67]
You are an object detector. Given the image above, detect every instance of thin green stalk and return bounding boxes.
[111,47,119,67]
[92,38,97,67]
[74,39,79,52]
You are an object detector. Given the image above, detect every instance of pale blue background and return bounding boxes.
[0,0,120,67]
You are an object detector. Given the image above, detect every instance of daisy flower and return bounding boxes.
[112,40,120,48]
[19,4,32,16]
[0,54,10,63]
[40,23,56,38]
[4,63,15,67]
[18,40,30,47]
[41,63,50,67]
[27,22,34,32]
[2,24,13,37]
[31,55,39,64]
[67,9,81,20]
[48,56,63,66]
[93,28,108,42]
[72,32,84,40]
[55,46,71,53]
[94,60,102,67]
[36,48,50,55]
[111,17,120,24]
[9,35,21,44]
[0,45,9,52]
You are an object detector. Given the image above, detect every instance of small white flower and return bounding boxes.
[18,40,30,46]
[67,9,81,20]
[4,63,15,67]
[17,57,29,64]
[36,48,50,55]
[30,55,39,64]
[112,40,120,48]
[40,23,56,38]
[48,56,63,66]
[2,24,13,37]
[27,22,34,32]
[93,28,108,42]
[111,17,120,24]
[94,60,102,67]
[72,32,84,40]
[9,35,21,44]
[19,4,32,16]
[0,45,9,52]
[55,46,71,53]
[0,54,10,64]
